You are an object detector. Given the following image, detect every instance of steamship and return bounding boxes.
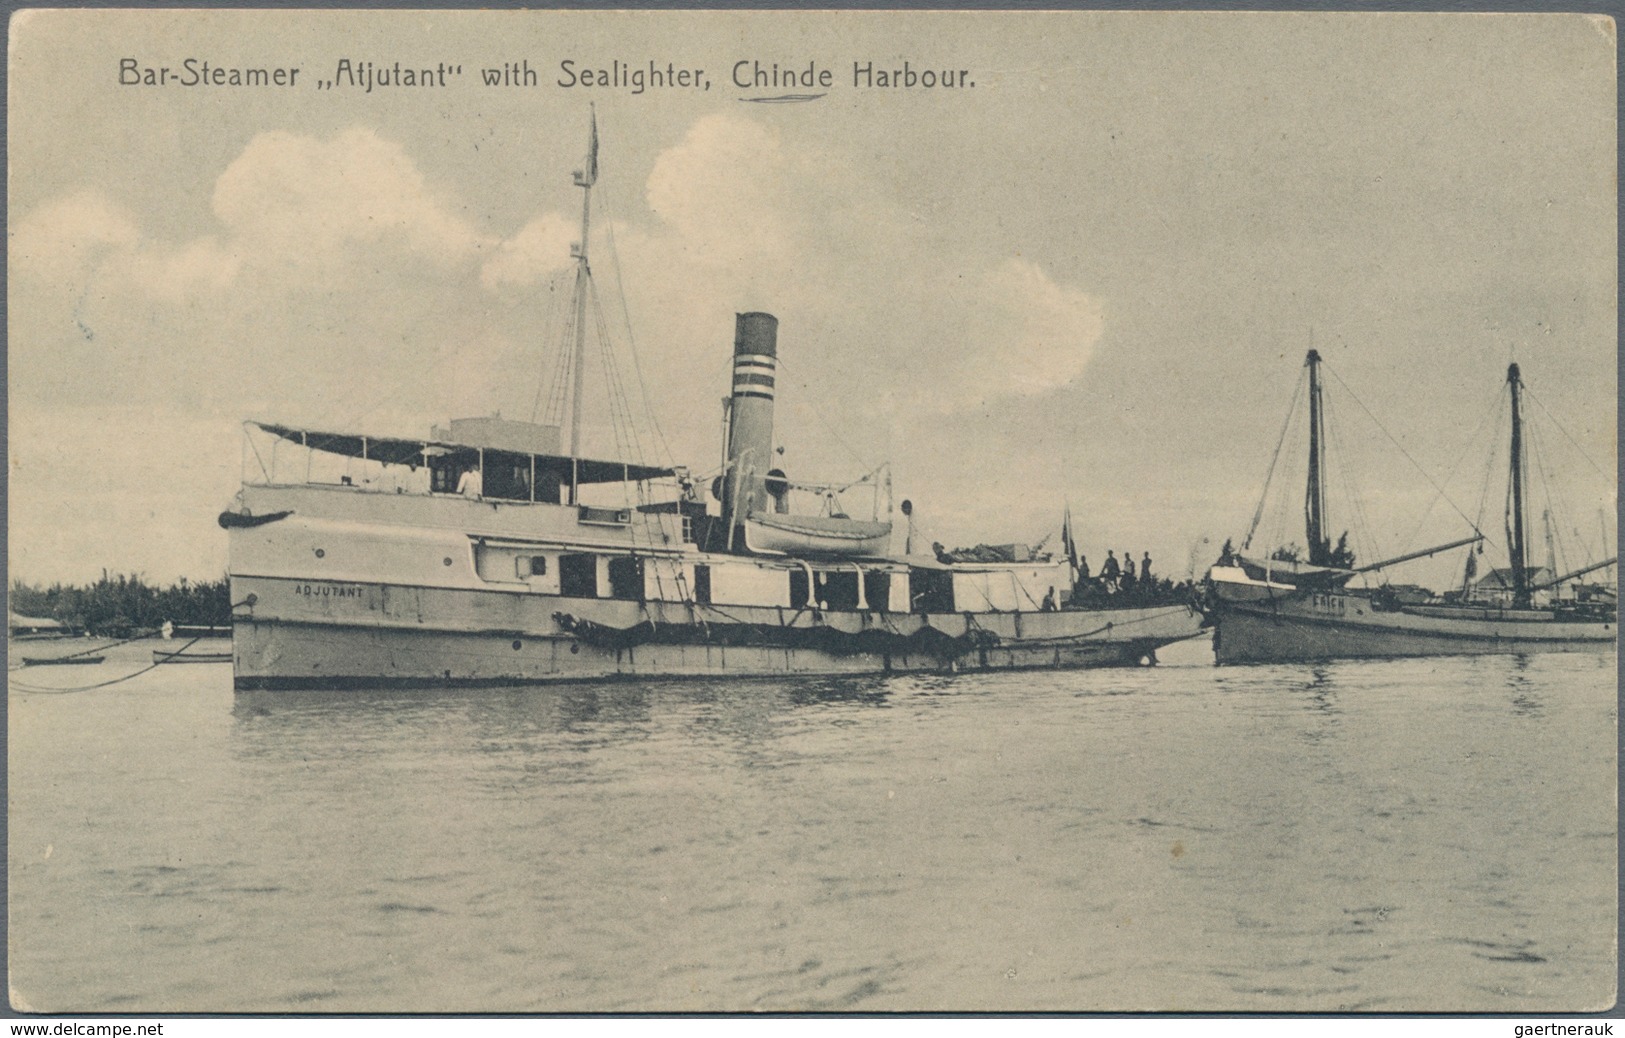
[220,117,1203,690]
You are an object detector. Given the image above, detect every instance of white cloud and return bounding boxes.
[643,114,802,276]
[9,189,139,284]
[620,113,1106,425]
[933,257,1105,409]
[480,212,576,290]
[123,236,241,303]
[211,127,495,277]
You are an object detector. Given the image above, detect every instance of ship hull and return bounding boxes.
[230,574,1202,689]
[224,482,1210,689]
[1209,580,1615,664]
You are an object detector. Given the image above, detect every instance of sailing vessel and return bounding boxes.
[1205,351,1616,664]
[219,116,1203,690]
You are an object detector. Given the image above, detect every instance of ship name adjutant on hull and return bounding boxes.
[294,584,363,599]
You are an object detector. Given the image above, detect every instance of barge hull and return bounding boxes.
[1212,601,1615,665]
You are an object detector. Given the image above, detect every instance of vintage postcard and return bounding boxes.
[7,8,1617,1017]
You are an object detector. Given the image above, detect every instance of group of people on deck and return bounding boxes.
[1076,549,1154,595]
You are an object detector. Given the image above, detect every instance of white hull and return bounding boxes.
[230,575,1203,689]
[226,484,1203,690]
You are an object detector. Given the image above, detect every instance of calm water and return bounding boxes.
[8,639,1617,1013]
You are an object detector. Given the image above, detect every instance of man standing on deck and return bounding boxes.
[457,464,483,500]
[1100,550,1120,591]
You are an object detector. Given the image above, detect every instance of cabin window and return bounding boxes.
[607,557,643,601]
[818,572,860,611]
[579,505,631,526]
[483,457,532,502]
[430,453,480,495]
[864,572,891,613]
[517,555,549,579]
[693,565,712,605]
[559,553,597,598]
[909,570,954,614]
[534,466,563,504]
[430,458,458,494]
[789,569,809,609]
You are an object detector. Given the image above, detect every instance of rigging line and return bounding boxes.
[590,286,631,465]
[1323,390,1378,567]
[594,276,651,468]
[587,273,624,453]
[12,636,206,695]
[1244,368,1306,551]
[550,270,582,428]
[1395,380,1506,556]
[529,270,571,423]
[1323,365,1480,532]
[1331,391,1385,570]
[244,424,273,483]
[1522,383,1613,480]
[771,352,878,473]
[1527,416,1581,573]
[590,277,649,466]
[1535,411,1590,564]
[596,177,678,468]
[543,269,580,428]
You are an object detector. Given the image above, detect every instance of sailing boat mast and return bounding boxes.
[1507,362,1530,609]
[566,110,599,482]
[1304,349,1329,565]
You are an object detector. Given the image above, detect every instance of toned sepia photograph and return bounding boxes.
[6,7,1617,1016]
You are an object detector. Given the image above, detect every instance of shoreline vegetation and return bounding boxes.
[10,572,231,637]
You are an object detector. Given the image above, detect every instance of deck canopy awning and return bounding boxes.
[250,421,676,485]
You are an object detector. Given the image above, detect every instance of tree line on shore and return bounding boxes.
[10,572,232,636]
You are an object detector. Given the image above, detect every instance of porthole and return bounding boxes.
[512,640,522,651]
[443,557,453,567]
[314,548,325,558]
[570,643,580,654]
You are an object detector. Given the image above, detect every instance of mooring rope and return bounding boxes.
[11,636,207,696]
[10,600,251,696]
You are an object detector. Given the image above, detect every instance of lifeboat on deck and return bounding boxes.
[741,512,892,557]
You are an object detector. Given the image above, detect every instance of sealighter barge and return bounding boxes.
[220,116,1203,690]
[1205,350,1615,664]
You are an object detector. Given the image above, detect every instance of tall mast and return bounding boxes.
[1507,362,1530,608]
[1304,349,1329,565]
[566,109,598,479]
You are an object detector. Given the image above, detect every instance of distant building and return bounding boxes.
[1469,566,1554,607]
[1383,584,1433,606]
[8,612,75,638]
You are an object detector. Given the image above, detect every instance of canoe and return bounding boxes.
[153,649,233,664]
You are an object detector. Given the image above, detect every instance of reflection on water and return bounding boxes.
[10,650,1616,1013]
[1503,655,1546,718]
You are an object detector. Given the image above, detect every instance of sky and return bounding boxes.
[7,9,1617,590]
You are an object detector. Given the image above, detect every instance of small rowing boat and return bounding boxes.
[153,648,233,664]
